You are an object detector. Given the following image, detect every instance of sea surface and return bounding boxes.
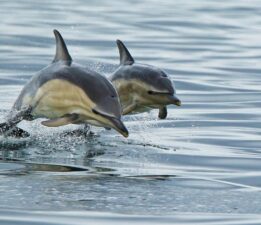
[0,0,261,224]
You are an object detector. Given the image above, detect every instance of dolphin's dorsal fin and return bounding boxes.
[52,29,72,64]
[116,40,134,65]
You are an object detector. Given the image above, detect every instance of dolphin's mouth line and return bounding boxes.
[147,90,173,95]
[92,109,117,120]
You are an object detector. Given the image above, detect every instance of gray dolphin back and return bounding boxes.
[1,30,124,137]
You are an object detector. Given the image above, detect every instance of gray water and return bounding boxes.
[0,0,261,224]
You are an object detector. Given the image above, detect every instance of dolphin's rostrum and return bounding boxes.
[0,30,128,138]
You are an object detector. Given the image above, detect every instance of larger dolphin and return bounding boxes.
[0,30,128,138]
[110,40,181,119]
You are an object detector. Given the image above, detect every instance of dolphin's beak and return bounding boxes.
[109,118,129,137]
[168,95,181,106]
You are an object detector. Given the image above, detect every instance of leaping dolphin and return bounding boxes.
[0,30,128,138]
[110,40,181,119]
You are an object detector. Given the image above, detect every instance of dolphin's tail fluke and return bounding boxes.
[0,107,32,138]
[0,122,10,133]
[0,122,30,138]
[0,121,16,134]
[0,109,32,138]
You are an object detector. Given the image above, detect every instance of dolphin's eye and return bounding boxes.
[148,90,153,95]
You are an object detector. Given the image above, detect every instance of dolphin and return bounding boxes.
[0,30,128,138]
[110,40,181,119]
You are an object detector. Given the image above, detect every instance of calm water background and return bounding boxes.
[0,0,261,224]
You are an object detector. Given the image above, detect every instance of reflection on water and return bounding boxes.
[1,209,261,225]
[0,0,261,224]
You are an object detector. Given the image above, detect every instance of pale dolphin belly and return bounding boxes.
[32,79,95,119]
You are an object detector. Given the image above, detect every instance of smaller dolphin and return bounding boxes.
[110,40,181,119]
[0,30,128,138]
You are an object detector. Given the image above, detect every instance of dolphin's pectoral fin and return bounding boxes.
[158,106,167,119]
[116,40,135,65]
[41,114,79,127]
[52,29,72,65]
[122,103,137,115]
